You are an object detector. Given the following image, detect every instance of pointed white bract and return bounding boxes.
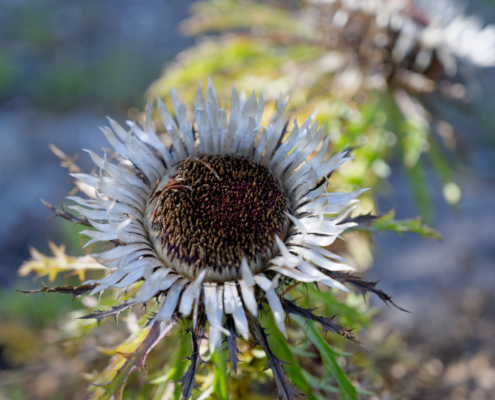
[239,258,258,317]
[179,270,207,317]
[254,274,288,339]
[70,81,368,350]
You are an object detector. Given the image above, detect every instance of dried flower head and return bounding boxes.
[309,0,495,94]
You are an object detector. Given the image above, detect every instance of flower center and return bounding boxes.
[146,154,289,282]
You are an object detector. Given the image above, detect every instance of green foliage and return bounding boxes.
[149,331,191,400]
[211,350,229,400]
[354,210,441,240]
[301,317,359,400]
[182,0,312,37]
[0,52,14,99]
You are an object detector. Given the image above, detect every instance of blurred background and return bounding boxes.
[1,0,495,399]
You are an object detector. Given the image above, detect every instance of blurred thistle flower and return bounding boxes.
[308,0,495,95]
[34,80,404,399]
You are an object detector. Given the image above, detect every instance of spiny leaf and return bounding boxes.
[18,283,97,301]
[306,285,369,326]
[321,271,409,312]
[176,317,205,399]
[339,212,378,226]
[263,309,315,397]
[247,313,300,400]
[281,298,360,345]
[79,303,135,324]
[223,314,240,374]
[345,210,441,239]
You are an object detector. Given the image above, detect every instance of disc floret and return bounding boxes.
[147,154,289,283]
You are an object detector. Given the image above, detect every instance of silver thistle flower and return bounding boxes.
[47,80,403,399]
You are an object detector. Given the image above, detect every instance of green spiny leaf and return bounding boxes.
[294,316,359,400]
[350,210,440,239]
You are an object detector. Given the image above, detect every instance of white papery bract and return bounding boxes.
[73,79,364,349]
